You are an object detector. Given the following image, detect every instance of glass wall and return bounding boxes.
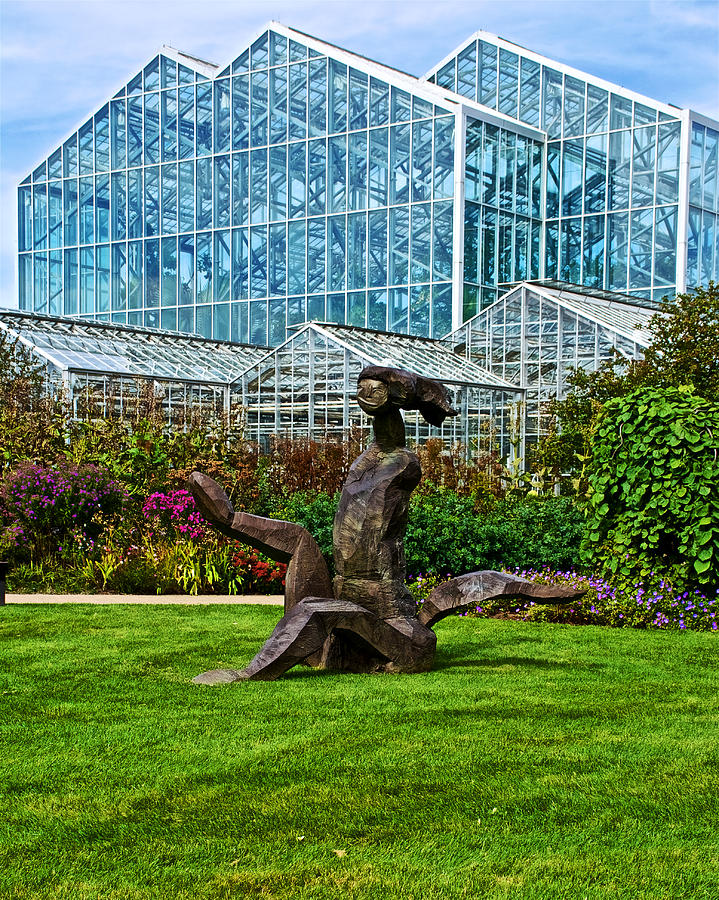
[447,284,649,448]
[463,118,544,316]
[19,31,456,343]
[429,36,686,304]
[687,120,719,288]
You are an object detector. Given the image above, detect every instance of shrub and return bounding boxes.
[583,386,719,591]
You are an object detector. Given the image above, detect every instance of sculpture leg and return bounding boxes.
[188,471,333,612]
[418,571,586,629]
[193,598,437,683]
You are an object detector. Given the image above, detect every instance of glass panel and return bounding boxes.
[161,55,176,89]
[178,161,194,231]
[308,139,326,215]
[586,84,608,134]
[95,174,109,243]
[391,87,411,123]
[608,130,631,210]
[410,203,431,283]
[560,218,581,283]
[369,77,389,127]
[79,120,94,175]
[329,59,347,134]
[542,68,563,139]
[214,79,231,152]
[457,42,477,100]
[433,201,452,280]
[689,123,704,207]
[585,134,607,213]
[161,89,177,161]
[268,222,286,295]
[478,41,497,108]
[629,208,653,288]
[368,127,388,208]
[634,102,657,127]
[289,63,307,140]
[162,163,178,234]
[515,136,529,216]
[269,145,287,221]
[704,129,718,213]
[287,220,305,294]
[432,283,452,338]
[347,213,366,290]
[179,234,195,304]
[328,215,346,290]
[144,165,159,236]
[197,231,212,302]
[519,57,540,127]
[49,250,62,314]
[80,247,93,313]
[307,218,325,293]
[368,289,387,329]
[610,94,632,130]
[144,92,160,164]
[368,209,387,288]
[436,59,456,92]
[562,139,584,217]
[112,242,126,310]
[270,31,288,66]
[232,75,250,150]
[33,253,47,313]
[563,76,585,138]
[18,185,32,251]
[390,124,410,204]
[79,177,93,244]
[498,49,519,118]
[196,83,212,155]
[145,239,160,307]
[654,205,677,286]
[483,125,498,207]
[63,249,78,314]
[231,228,248,299]
[433,117,454,200]
[231,51,249,75]
[308,58,327,137]
[289,39,306,62]
[389,287,408,332]
[389,206,409,285]
[465,120,481,203]
[499,130,515,211]
[288,142,305,218]
[144,57,159,91]
[251,32,268,70]
[701,209,715,285]
[196,157,212,229]
[250,148,268,224]
[348,131,367,211]
[631,125,656,208]
[214,230,231,301]
[349,68,368,130]
[128,241,143,309]
[63,135,78,177]
[178,85,195,158]
[270,67,287,144]
[583,215,604,287]
[498,212,513,283]
[94,105,109,172]
[96,244,110,312]
[328,135,346,213]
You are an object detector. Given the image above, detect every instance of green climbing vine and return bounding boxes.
[582,385,719,590]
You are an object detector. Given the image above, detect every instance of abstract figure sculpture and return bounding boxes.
[189,366,583,683]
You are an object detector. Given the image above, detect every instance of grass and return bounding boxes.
[1,605,718,900]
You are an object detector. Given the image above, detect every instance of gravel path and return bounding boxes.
[4,594,284,606]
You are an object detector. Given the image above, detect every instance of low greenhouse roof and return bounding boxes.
[0,310,269,386]
[244,321,521,392]
[451,282,655,347]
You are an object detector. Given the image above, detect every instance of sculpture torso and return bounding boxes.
[332,440,421,619]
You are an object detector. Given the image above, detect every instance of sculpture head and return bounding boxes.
[357,366,458,427]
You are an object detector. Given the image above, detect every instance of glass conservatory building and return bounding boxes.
[17,21,719,342]
[12,22,718,451]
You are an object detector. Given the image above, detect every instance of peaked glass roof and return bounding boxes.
[0,310,268,385]
[272,322,518,390]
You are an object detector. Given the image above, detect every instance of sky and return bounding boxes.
[1,0,718,307]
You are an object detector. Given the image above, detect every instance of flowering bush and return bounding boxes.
[0,461,126,560]
[232,548,286,594]
[142,489,207,541]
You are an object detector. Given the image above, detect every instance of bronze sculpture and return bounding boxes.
[189,366,583,683]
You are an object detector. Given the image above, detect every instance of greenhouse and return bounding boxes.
[447,281,653,450]
[0,308,268,424]
[232,321,522,455]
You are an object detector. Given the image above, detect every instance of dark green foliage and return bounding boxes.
[270,490,339,571]
[406,493,583,576]
[583,385,719,589]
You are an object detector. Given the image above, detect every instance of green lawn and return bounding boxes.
[1,605,718,900]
